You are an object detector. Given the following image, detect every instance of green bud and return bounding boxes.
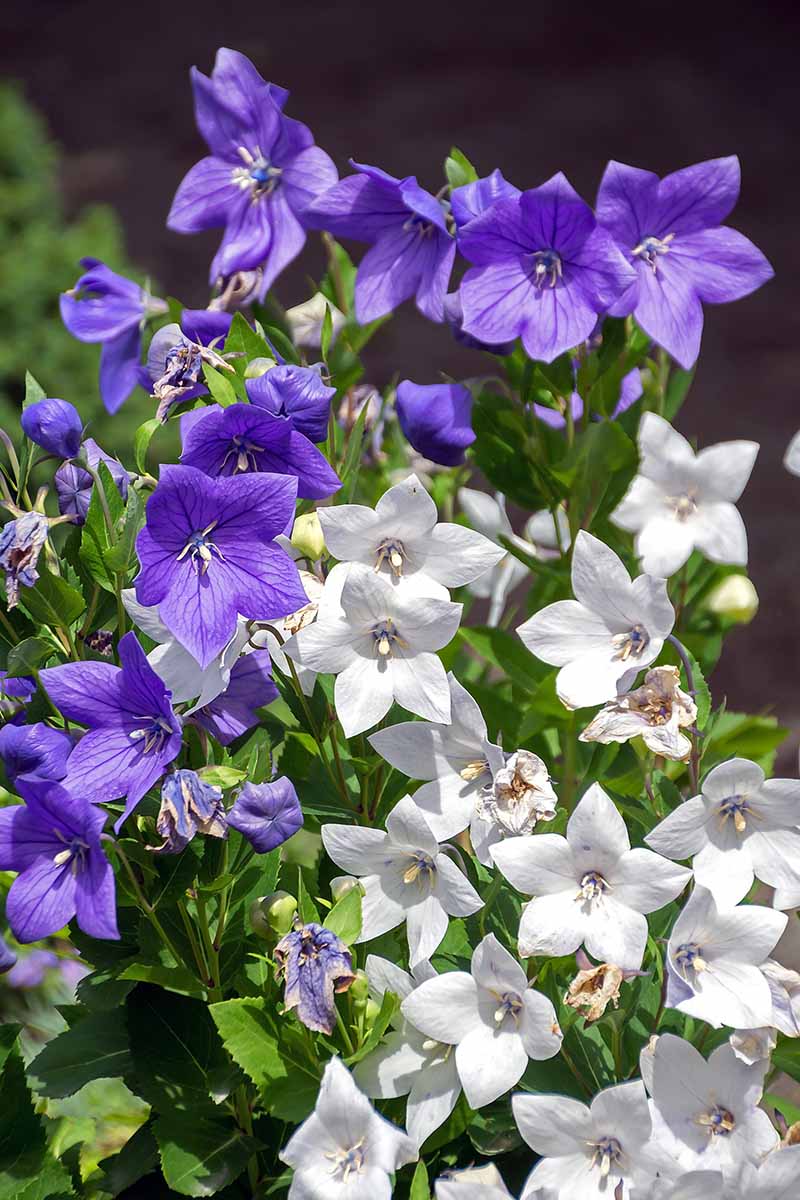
[291,511,326,562]
[364,998,381,1027]
[244,355,277,379]
[330,875,360,902]
[250,891,297,940]
[350,969,370,1011]
[706,575,758,624]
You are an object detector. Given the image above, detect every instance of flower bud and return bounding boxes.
[330,875,360,902]
[349,969,370,1011]
[705,574,758,624]
[291,512,326,562]
[244,356,277,379]
[364,998,381,1026]
[21,398,83,460]
[250,891,297,939]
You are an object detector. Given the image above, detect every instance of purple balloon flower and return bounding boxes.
[134,465,307,670]
[167,49,337,295]
[450,168,520,230]
[274,922,355,1034]
[308,162,456,324]
[246,364,335,444]
[0,721,72,786]
[150,769,227,854]
[40,632,182,830]
[21,398,83,460]
[179,403,341,500]
[54,438,129,525]
[459,172,636,363]
[60,258,167,414]
[227,777,303,853]
[395,380,475,467]
[0,672,35,719]
[192,650,278,745]
[0,778,118,943]
[596,156,774,369]
[0,511,50,608]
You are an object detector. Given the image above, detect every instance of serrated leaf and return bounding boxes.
[27,1009,132,1098]
[444,145,478,190]
[103,484,142,576]
[324,885,362,945]
[79,459,125,592]
[18,566,85,628]
[4,636,52,676]
[155,1113,259,1198]
[209,998,285,1092]
[96,1121,159,1198]
[133,417,161,474]
[0,1051,74,1199]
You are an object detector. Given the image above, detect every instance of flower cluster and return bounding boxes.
[1,42,798,1200]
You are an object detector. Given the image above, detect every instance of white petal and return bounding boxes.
[364,955,415,1004]
[490,833,575,897]
[334,655,395,736]
[406,894,449,966]
[645,796,710,859]
[555,650,634,709]
[785,430,800,477]
[612,474,669,533]
[455,1023,528,1108]
[692,840,754,908]
[749,829,800,908]
[401,972,481,1043]
[583,896,649,972]
[375,473,438,537]
[413,773,482,841]
[610,847,692,914]
[691,502,748,566]
[391,590,463,652]
[635,516,695,577]
[434,853,484,917]
[357,874,408,942]
[122,589,172,642]
[519,989,562,1060]
[512,1092,590,1156]
[406,1055,461,1147]
[638,412,696,488]
[284,618,358,673]
[517,892,587,959]
[470,932,528,995]
[321,824,389,875]
[589,1080,651,1149]
[317,502,380,564]
[421,522,506,587]
[567,784,630,867]
[570,531,636,623]
[459,487,509,539]
[694,440,758,504]
[390,652,453,724]
[517,599,613,668]
[385,794,440,855]
[353,1028,427,1098]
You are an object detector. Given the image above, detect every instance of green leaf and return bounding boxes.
[196,765,247,790]
[409,1160,430,1200]
[0,1051,74,1199]
[202,363,237,407]
[339,395,371,503]
[347,990,398,1065]
[154,1113,259,1197]
[683,646,710,730]
[18,566,85,628]
[79,459,125,592]
[296,866,321,924]
[209,998,285,1093]
[23,371,46,409]
[27,1009,132,1099]
[133,417,161,474]
[102,484,142,576]
[325,885,362,945]
[260,322,300,365]
[225,311,274,367]
[444,145,478,190]
[96,1121,159,1198]
[4,636,52,676]
[320,302,334,365]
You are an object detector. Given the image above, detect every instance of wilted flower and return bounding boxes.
[149,769,226,854]
[579,666,697,760]
[145,318,234,421]
[227,777,303,853]
[54,438,129,524]
[21,398,83,459]
[395,381,475,467]
[0,511,50,607]
[611,412,758,578]
[762,958,800,1036]
[435,1163,514,1198]
[480,750,558,837]
[564,952,625,1024]
[729,1026,777,1065]
[279,1056,417,1198]
[275,922,355,1034]
[517,531,674,709]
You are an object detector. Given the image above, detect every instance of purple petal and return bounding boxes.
[397,177,448,231]
[519,172,596,258]
[168,156,243,233]
[39,660,123,727]
[227,777,303,852]
[653,156,741,236]
[566,225,638,309]
[99,325,143,415]
[193,650,278,744]
[611,368,644,418]
[282,145,339,221]
[20,399,83,459]
[670,226,774,304]
[354,225,432,323]
[416,235,455,323]
[0,721,73,785]
[519,277,601,364]
[458,197,530,265]
[6,858,78,943]
[75,848,119,940]
[59,727,168,806]
[395,381,475,466]
[209,192,274,280]
[633,257,705,368]
[181,308,233,346]
[117,632,179,726]
[156,559,244,671]
[257,187,308,295]
[0,803,55,872]
[596,160,660,248]
[246,365,335,444]
[460,258,533,345]
[190,68,248,159]
[305,169,407,240]
[451,169,521,229]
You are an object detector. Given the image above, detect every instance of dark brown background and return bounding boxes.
[3,0,799,754]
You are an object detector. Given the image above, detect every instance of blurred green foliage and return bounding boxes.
[0,83,143,453]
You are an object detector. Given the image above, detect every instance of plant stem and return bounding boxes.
[666,633,701,792]
[0,607,19,645]
[178,898,211,980]
[112,840,185,969]
[195,892,222,1001]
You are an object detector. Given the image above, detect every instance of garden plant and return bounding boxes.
[1,44,800,1200]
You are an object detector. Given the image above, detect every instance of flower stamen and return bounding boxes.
[632,232,675,272]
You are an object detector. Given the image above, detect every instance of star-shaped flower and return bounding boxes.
[321,795,482,967]
[580,666,697,761]
[401,933,562,1109]
[491,783,691,971]
[665,885,786,1028]
[596,156,773,368]
[611,412,758,578]
[645,757,800,908]
[317,473,504,599]
[279,1055,417,1199]
[458,172,636,363]
[283,563,462,737]
[517,531,674,709]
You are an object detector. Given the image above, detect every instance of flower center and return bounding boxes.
[492,990,523,1026]
[632,233,675,272]
[402,852,436,888]
[611,624,650,662]
[52,829,89,875]
[675,941,709,978]
[697,1104,735,1137]
[221,434,265,474]
[176,522,225,575]
[371,618,406,658]
[374,538,405,577]
[578,871,610,903]
[588,1136,625,1177]
[460,758,489,782]
[669,491,698,521]
[402,214,434,238]
[327,1140,365,1181]
[233,147,282,199]
[718,794,753,835]
[129,715,174,754]
[530,249,563,289]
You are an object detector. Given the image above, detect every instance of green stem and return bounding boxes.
[559,1039,594,1098]
[335,1003,356,1056]
[195,893,222,1001]
[178,898,210,981]
[113,841,185,969]
[0,607,19,645]
[655,346,670,416]
[561,714,578,811]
